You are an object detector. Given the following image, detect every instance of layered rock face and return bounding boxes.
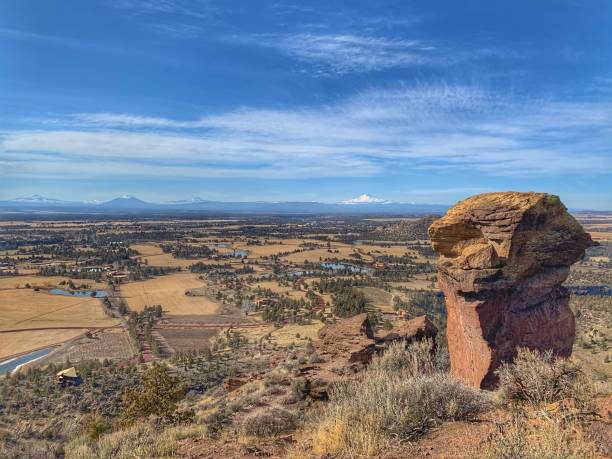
[297,314,437,399]
[428,192,595,389]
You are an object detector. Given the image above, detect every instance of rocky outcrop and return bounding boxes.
[379,315,437,344]
[300,314,436,399]
[428,192,595,389]
[317,313,376,367]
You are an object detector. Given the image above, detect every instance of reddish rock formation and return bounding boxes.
[300,314,436,399]
[317,313,376,366]
[428,192,595,389]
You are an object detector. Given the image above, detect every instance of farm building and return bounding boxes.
[56,367,82,386]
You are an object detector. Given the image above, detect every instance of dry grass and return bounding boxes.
[130,243,204,268]
[268,323,325,345]
[120,273,221,315]
[281,244,373,264]
[358,244,427,261]
[0,284,118,358]
[480,417,598,459]
[234,239,304,258]
[496,348,594,409]
[64,422,208,459]
[0,275,106,290]
[231,322,324,348]
[0,329,85,359]
[241,407,297,437]
[312,341,489,457]
[389,273,437,290]
[357,287,394,312]
[130,243,164,256]
[254,280,307,300]
[0,289,116,331]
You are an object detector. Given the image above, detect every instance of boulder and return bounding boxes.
[429,192,595,389]
[317,313,376,366]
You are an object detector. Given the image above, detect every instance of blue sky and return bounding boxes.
[1,0,611,209]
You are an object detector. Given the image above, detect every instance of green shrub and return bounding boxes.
[84,414,110,440]
[290,377,310,400]
[118,363,189,427]
[241,407,297,437]
[496,348,593,409]
[370,339,436,376]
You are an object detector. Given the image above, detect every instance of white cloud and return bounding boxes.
[229,32,521,75]
[2,84,611,180]
[234,33,439,74]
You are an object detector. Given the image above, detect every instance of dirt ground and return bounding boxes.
[47,329,134,363]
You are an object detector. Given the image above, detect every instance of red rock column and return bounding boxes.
[429,192,594,389]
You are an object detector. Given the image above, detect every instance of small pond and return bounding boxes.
[48,288,108,298]
[320,262,372,274]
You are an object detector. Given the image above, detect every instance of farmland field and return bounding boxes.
[47,329,134,363]
[120,273,221,315]
[0,329,84,360]
[130,243,208,267]
[0,286,118,359]
[157,328,220,353]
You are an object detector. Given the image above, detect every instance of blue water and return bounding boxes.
[209,243,229,248]
[48,288,108,298]
[320,262,372,274]
[0,347,56,376]
[224,249,248,257]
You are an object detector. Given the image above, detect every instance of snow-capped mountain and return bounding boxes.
[11,195,71,204]
[341,194,391,205]
[98,195,154,209]
[0,194,449,215]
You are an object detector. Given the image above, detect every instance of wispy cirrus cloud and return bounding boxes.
[229,32,521,75]
[110,0,221,19]
[2,84,611,180]
[233,33,439,74]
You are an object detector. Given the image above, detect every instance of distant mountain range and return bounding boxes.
[0,194,450,215]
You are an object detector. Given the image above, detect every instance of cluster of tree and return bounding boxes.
[129,265,180,281]
[29,243,137,265]
[190,262,233,273]
[118,363,190,427]
[160,243,213,259]
[37,264,106,281]
[234,265,255,274]
[314,277,361,294]
[332,287,370,318]
[127,305,164,356]
[407,242,436,258]
[373,262,435,282]
[393,290,447,331]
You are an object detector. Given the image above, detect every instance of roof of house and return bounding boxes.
[56,367,78,378]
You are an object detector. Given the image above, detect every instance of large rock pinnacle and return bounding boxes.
[428,192,595,389]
